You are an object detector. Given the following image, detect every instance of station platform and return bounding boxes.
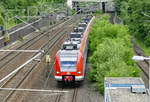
[104,77,148,102]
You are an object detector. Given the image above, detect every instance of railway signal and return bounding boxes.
[46,55,51,63]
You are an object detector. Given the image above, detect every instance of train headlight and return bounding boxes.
[77,71,81,74]
[56,71,60,74]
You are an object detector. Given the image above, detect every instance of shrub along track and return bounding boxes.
[110,11,148,87]
[0,15,81,102]
[109,13,147,80]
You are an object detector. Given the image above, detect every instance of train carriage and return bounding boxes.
[55,15,95,82]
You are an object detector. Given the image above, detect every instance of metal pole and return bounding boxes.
[5,8,7,34]
[47,11,50,75]
[27,7,29,21]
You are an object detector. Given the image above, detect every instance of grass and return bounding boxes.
[135,38,150,56]
[18,37,24,42]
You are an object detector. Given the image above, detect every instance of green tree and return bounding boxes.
[114,0,150,47]
[88,15,141,94]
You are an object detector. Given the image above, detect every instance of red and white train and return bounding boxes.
[55,15,95,82]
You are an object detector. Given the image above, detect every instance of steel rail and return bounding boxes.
[0,19,65,62]
[0,17,74,75]
[2,29,68,102]
[131,38,149,79]
[55,88,63,102]
[0,26,63,75]
[1,15,80,102]
[0,26,68,88]
[72,88,78,102]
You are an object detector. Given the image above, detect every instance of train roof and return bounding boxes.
[78,22,87,27]
[59,15,93,54]
[70,33,82,38]
[73,27,85,33]
[61,40,79,50]
[70,32,82,35]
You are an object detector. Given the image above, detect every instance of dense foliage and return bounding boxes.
[0,0,67,28]
[114,0,150,47]
[0,0,66,9]
[88,15,141,94]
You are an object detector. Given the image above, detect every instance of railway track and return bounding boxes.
[72,88,78,102]
[0,19,64,57]
[55,88,78,102]
[0,14,81,102]
[0,16,77,81]
[0,19,70,70]
[18,14,82,102]
[131,37,149,79]
[1,29,68,102]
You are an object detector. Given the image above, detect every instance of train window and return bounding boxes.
[73,28,78,32]
[66,46,73,49]
[78,23,86,28]
[61,61,77,67]
[60,61,77,71]
[70,34,81,38]
[62,44,77,50]
[78,27,84,32]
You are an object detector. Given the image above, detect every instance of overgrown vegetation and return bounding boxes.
[18,36,24,42]
[88,15,141,94]
[93,10,103,17]
[0,0,67,29]
[114,0,150,47]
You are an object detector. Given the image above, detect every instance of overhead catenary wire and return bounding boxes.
[15,15,40,32]
[0,52,42,83]
[0,50,44,53]
[0,88,68,93]
[0,18,42,40]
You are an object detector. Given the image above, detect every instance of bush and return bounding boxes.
[114,0,150,47]
[93,10,103,16]
[18,36,24,42]
[71,9,76,15]
[88,15,141,94]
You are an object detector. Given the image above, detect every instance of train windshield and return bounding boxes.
[60,61,77,72]
[70,34,81,38]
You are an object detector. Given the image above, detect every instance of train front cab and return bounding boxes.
[55,51,84,83]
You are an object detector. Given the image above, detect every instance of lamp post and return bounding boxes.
[132,55,150,102]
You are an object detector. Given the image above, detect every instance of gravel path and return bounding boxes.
[76,63,104,102]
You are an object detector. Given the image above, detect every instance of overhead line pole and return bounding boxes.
[4,8,7,35]
[27,7,29,21]
[47,9,50,75]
